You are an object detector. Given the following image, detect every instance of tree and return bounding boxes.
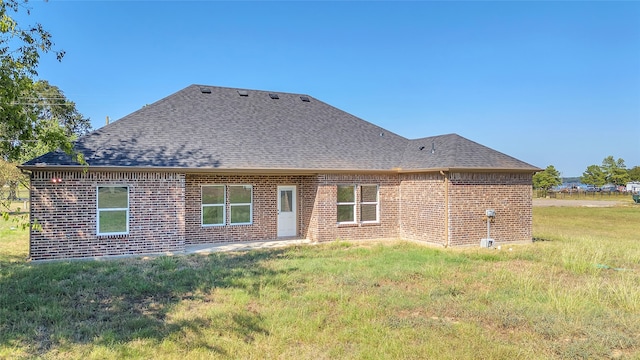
[2,80,91,201]
[533,165,562,191]
[601,156,630,186]
[581,164,606,187]
[1,1,90,222]
[1,0,68,162]
[18,80,92,162]
[629,166,640,182]
[0,159,24,197]
[0,159,30,229]
[0,159,26,219]
[31,81,91,136]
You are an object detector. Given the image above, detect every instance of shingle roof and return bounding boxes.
[22,85,539,173]
[400,134,538,171]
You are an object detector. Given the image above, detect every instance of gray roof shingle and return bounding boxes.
[23,85,539,173]
[400,134,538,171]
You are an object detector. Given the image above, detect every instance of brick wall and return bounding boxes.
[302,176,321,242]
[185,173,400,244]
[29,171,185,260]
[310,173,400,242]
[447,172,533,246]
[184,174,316,244]
[29,169,533,260]
[398,173,447,246]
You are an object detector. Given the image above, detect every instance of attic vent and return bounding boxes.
[200,87,211,94]
[237,90,249,97]
[269,93,279,99]
[300,96,310,102]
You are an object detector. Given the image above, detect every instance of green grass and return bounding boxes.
[535,190,636,203]
[1,205,639,359]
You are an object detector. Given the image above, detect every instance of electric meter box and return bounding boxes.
[480,238,494,248]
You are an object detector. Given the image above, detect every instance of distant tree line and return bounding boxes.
[533,156,639,191]
[581,156,636,187]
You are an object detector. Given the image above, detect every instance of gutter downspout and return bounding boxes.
[440,170,450,248]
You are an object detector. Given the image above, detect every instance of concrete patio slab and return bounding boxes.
[185,239,311,254]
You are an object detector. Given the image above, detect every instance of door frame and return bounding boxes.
[277,185,297,237]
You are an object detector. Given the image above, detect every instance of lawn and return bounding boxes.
[1,205,639,359]
[534,190,635,202]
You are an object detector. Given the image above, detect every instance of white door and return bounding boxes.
[277,186,297,237]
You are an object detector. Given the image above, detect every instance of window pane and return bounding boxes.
[361,204,377,222]
[229,185,252,203]
[203,205,224,225]
[361,185,378,203]
[98,187,128,209]
[280,190,292,212]
[99,210,127,233]
[337,204,354,223]
[337,185,354,203]
[202,186,224,205]
[230,205,251,224]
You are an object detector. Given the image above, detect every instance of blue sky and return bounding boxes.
[19,1,640,177]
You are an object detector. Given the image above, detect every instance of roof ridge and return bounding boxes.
[190,84,311,98]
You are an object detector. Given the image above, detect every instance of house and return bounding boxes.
[627,182,640,193]
[20,85,540,260]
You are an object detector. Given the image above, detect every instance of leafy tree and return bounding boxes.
[18,80,92,162]
[0,158,26,207]
[601,156,630,186]
[0,159,29,228]
[1,0,67,162]
[581,164,606,187]
[533,165,562,191]
[2,80,91,202]
[31,81,91,136]
[627,166,640,182]
[1,1,90,223]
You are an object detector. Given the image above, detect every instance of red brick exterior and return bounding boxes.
[28,170,533,260]
[399,173,447,246]
[29,171,185,260]
[397,172,534,247]
[307,174,400,242]
[184,174,315,244]
[447,172,533,246]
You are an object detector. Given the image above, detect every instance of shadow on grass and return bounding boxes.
[0,248,297,357]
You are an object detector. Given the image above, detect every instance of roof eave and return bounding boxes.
[18,164,400,175]
[447,167,542,173]
[397,167,540,174]
[20,164,542,174]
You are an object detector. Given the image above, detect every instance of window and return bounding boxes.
[200,185,253,226]
[337,185,356,223]
[97,186,129,235]
[336,184,380,224]
[202,185,225,226]
[280,189,293,213]
[229,185,252,224]
[360,185,379,223]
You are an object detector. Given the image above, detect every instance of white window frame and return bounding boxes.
[359,184,379,223]
[336,184,357,224]
[229,185,253,225]
[96,185,129,236]
[202,185,225,227]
